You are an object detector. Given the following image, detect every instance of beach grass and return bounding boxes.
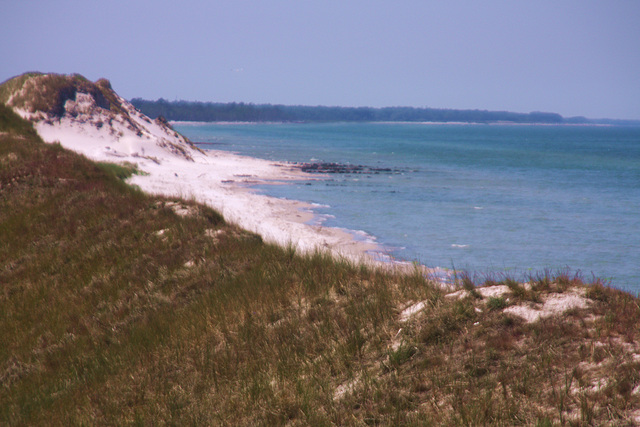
[2,104,640,425]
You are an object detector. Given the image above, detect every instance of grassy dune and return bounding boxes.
[1,103,640,425]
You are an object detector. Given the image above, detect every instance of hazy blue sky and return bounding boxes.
[2,0,639,119]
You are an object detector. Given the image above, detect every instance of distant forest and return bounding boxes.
[130,98,609,124]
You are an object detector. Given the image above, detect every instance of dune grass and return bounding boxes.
[1,105,640,425]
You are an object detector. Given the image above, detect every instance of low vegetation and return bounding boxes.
[2,103,640,425]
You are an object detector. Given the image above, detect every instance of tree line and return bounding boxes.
[130,98,569,124]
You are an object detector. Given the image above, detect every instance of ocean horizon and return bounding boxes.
[175,122,640,294]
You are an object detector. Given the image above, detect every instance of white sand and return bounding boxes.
[503,288,589,323]
[444,284,590,323]
[20,93,382,264]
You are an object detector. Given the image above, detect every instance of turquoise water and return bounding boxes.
[175,122,640,293]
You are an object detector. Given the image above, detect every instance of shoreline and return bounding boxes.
[126,148,391,265]
[32,116,391,266]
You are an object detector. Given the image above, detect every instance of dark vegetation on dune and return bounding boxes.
[2,77,640,424]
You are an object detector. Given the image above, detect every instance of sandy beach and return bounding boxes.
[125,147,383,263]
[26,96,383,265]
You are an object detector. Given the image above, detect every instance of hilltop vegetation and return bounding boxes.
[0,73,121,118]
[2,78,640,425]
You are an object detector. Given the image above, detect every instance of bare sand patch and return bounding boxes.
[503,288,588,323]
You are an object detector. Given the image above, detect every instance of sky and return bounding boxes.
[2,0,640,120]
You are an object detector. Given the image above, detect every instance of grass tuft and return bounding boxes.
[96,161,144,181]
[486,296,508,311]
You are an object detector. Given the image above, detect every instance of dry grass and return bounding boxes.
[1,104,640,425]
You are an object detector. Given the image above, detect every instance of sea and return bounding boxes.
[174,122,640,294]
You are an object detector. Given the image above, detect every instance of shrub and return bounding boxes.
[486,296,508,311]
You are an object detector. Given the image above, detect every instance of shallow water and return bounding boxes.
[176,122,640,294]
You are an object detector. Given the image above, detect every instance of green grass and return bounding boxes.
[97,161,145,180]
[0,103,39,137]
[1,108,640,425]
[486,296,508,311]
